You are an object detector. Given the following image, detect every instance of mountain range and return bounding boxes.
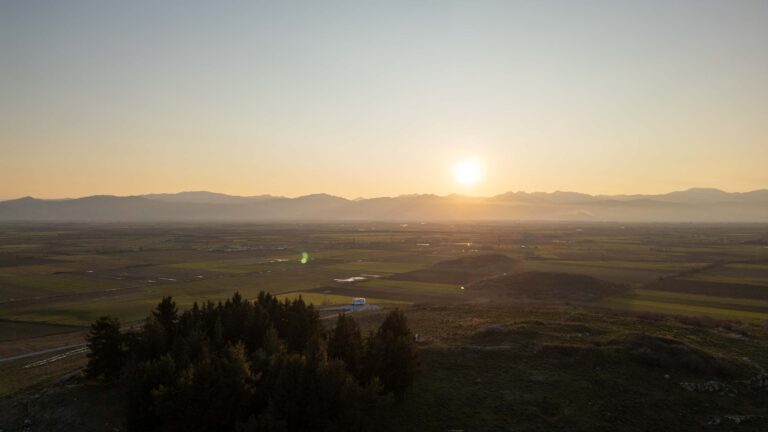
[0,188,766,223]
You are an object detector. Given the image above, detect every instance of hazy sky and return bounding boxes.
[2,1,766,199]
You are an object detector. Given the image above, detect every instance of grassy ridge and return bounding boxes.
[4,304,768,430]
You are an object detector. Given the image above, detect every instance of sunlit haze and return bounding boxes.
[453,159,484,188]
[1,1,766,200]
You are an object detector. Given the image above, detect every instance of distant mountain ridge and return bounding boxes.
[1,188,766,222]
[142,191,280,204]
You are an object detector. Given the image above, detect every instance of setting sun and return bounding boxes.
[453,159,483,187]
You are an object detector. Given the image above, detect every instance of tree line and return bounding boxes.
[85,292,418,432]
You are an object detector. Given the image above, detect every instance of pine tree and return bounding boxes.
[328,313,363,376]
[283,297,321,354]
[153,296,178,342]
[137,314,168,361]
[365,309,418,400]
[85,315,125,380]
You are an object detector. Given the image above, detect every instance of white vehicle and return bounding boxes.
[352,297,366,306]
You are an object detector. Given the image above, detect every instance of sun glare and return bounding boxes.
[453,159,483,187]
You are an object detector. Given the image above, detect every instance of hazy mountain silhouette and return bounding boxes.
[0,189,766,222]
[142,191,278,204]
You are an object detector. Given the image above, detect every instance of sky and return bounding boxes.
[1,0,767,200]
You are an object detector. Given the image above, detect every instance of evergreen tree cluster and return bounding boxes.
[84,292,418,432]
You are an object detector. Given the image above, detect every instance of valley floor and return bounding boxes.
[2,223,768,430]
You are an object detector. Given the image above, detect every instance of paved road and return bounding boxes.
[319,304,381,315]
[0,344,87,363]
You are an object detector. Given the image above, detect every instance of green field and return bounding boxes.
[359,278,463,294]
[1,222,766,330]
[0,320,82,342]
[276,291,410,307]
[518,260,678,285]
[681,273,768,287]
[0,273,132,301]
[164,256,298,273]
[601,296,768,321]
[324,260,426,274]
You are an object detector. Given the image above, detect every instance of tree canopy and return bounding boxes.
[85,292,418,432]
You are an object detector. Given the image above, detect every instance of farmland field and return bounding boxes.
[1,222,767,402]
[0,223,766,337]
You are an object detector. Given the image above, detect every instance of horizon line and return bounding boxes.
[3,186,767,202]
